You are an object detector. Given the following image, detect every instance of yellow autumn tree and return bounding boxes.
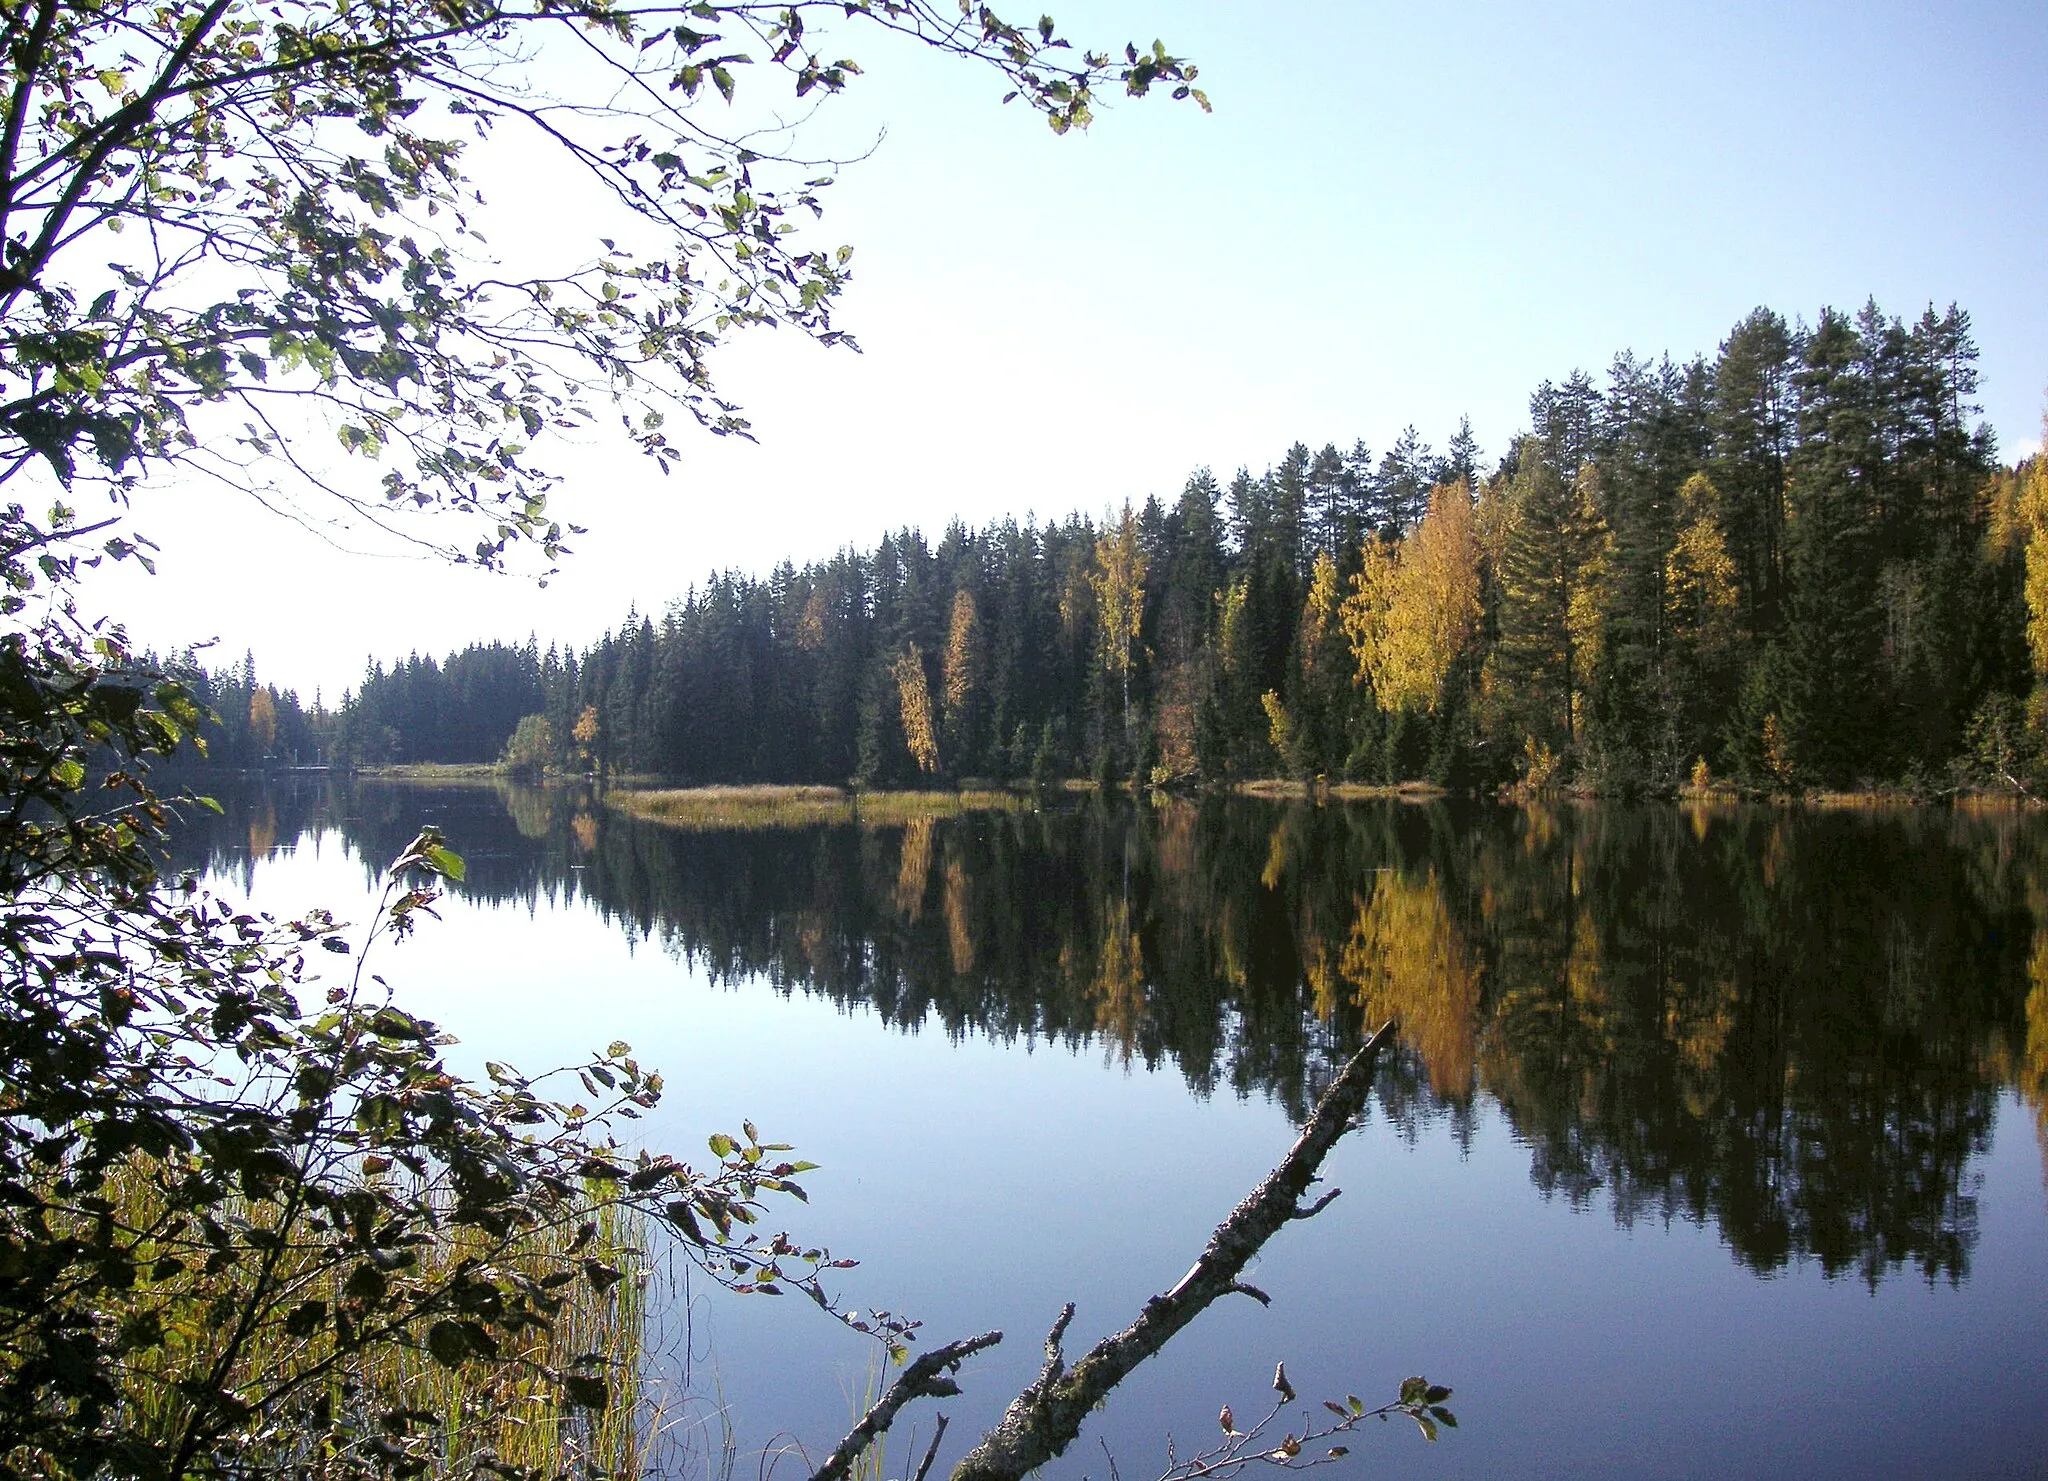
[943,588,979,717]
[1340,480,1482,714]
[1217,576,1250,676]
[572,705,600,772]
[1339,539,1398,703]
[1664,472,1743,751]
[1091,502,1149,752]
[248,686,278,756]
[1300,549,1342,674]
[892,644,939,775]
[2017,445,2048,675]
[1665,473,1741,660]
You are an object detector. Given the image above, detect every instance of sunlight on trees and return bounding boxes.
[893,644,940,775]
[1093,502,1150,760]
[1341,481,1482,715]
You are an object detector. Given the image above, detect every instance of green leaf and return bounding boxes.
[427,1319,470,1368]
[708,1133,736,1158]
[423,844,465,881]
[344,1263,388,1304]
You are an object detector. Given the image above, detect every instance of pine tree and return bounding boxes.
[1777,307,1883,784]
[1491,444,1609,759]
[1710,307,1796,633]
[1373,426,1435,535]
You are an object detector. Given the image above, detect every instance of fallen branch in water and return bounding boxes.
[805,1019,1401,1481]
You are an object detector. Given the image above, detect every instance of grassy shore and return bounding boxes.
[609,783,1029,829]
[356,761,509,781]
[1232,778,1449,802]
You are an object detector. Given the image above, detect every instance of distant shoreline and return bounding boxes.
[204,766,2048,814]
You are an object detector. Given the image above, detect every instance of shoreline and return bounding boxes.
[229,767,2047,815]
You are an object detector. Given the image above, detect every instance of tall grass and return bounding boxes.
[84,1160,660,1481]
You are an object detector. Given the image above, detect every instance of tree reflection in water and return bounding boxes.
[172,780,2048,1287]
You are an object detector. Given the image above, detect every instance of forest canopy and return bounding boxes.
[237,298,2045,795]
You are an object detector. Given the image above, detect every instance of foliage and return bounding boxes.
[292,298,2019,797]
[1092,501,1149,757]
[1340,482,1479,715]
[1157,1369,1455,1481]
[502,712,555,777]
[0,0,1201,566]
[0,506,892,1477]
[1490,448,1609,762]
[0,8,1225,1475]
[0,695,879,1479]
[892,643,939,776]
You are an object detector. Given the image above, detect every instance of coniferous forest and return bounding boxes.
[186,300,2048,795]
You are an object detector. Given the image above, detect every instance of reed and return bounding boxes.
[81,1159,659,1481]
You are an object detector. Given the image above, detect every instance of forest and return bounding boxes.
[177,299,2048,796]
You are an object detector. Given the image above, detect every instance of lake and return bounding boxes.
[167,779,2048,1480]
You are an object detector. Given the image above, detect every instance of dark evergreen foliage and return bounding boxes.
[247,299,2024,795]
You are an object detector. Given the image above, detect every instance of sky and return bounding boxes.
[79,0,2048,700]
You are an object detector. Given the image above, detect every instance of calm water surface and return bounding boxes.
[170,781,2048,1480]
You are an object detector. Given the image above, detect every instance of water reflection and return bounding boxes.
[169,780,2048,1288]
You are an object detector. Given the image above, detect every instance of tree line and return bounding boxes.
[197,298,2046,795]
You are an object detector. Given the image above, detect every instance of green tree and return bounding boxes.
[503,711,556,778]
[1777,307,1883,784]
[1489,443,1609,766]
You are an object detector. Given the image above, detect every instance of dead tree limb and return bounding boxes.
[945,1019,1399,1481]
[808,1331,1003,1481]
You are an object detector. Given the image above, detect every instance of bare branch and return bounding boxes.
[807,1330,1003,1481]
[910,1414,951,1481]
[945,1021,1400,1481]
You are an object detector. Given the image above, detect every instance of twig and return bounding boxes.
[910,1414,951,1481]
[807,1331,1001,1481]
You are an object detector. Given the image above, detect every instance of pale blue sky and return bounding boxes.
[88,1,2048,698]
